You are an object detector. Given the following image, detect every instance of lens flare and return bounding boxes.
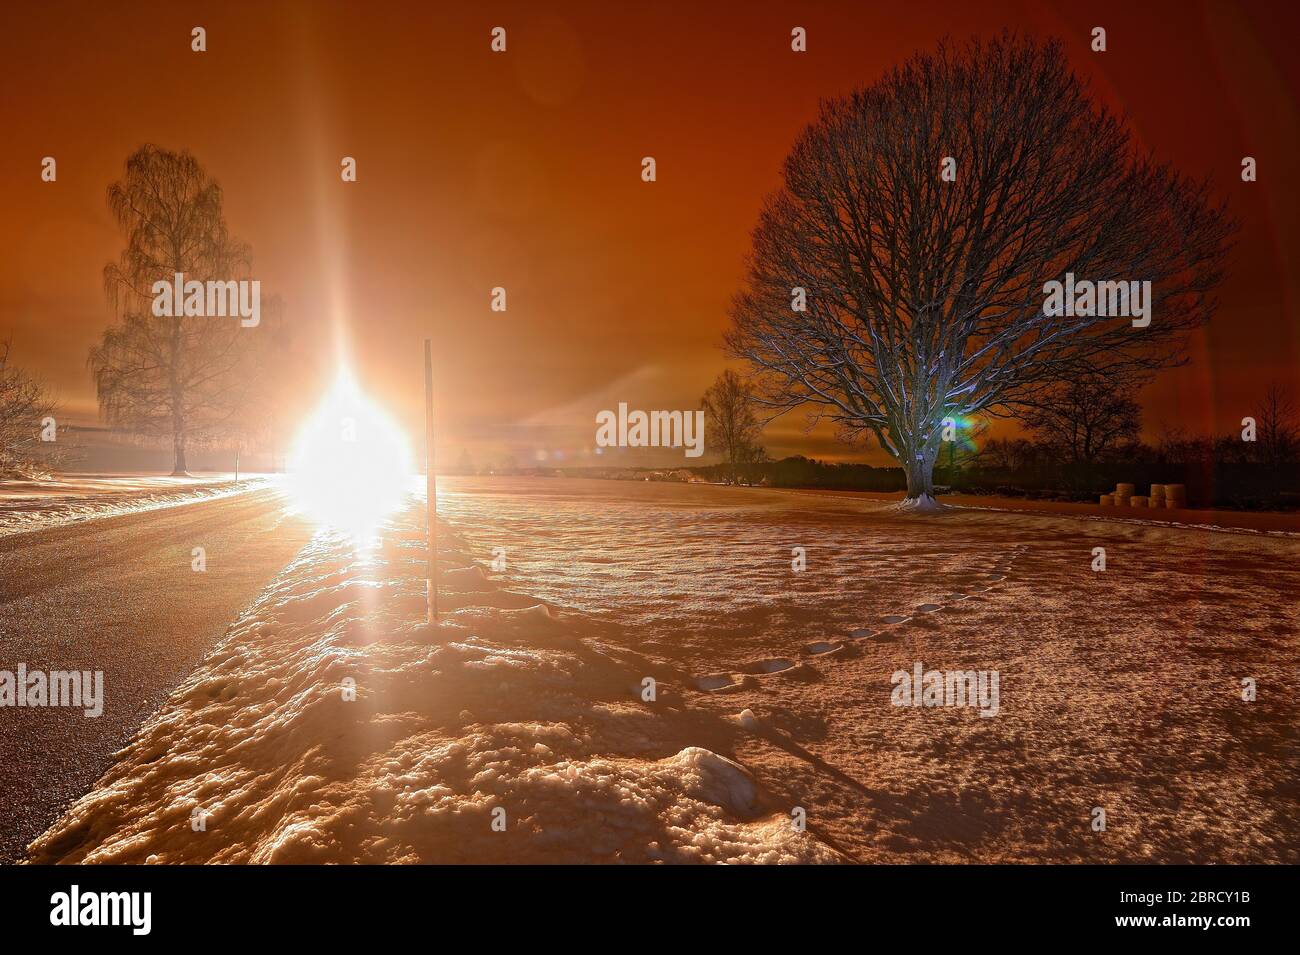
[286,371,413,539]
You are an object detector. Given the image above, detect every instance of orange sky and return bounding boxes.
[2,0,1298,468]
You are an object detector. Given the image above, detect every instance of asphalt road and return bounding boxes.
[0,487,311,863]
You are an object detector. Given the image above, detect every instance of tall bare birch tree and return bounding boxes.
[90,145,273,474]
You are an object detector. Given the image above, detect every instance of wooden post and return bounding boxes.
[234,448,240,484]
[424,340,438,622]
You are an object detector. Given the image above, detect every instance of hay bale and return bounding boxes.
[1164,484,1187,508]
[1115,482,1136,497]
[1130,496,1149,508]
[1099,494,1114,506]
[1148,484,1166,504]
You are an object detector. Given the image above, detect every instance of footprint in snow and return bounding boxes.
[742,658,796,675]
[805,641,843,656]
[694,674,736,691]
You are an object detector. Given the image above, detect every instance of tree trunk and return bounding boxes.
[901,441,940,506]
[169,312,188,476]
[172,429,189,476]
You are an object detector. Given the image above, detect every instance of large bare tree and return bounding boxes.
[90,145,272,474]
[701,369,764,484]
[726,34,1234,506]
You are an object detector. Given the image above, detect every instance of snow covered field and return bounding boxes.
[0,473,262,538]
[26,477,1300,863]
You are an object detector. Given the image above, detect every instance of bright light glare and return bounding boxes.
[286,371,413,539]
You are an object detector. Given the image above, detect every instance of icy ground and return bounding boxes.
[27,500,837,864]
[0,474,262,538]
[412,478,1300,863]
[27,476,1300,863]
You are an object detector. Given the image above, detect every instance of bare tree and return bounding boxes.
[1252,382,1299,468]
[1024,374,1140,464]
[978,436,1040,471]
[89,145,274,475]
[0,340,61,476]
[726,34,1234,506]
[736,441,770,486]
[701,369,764,484]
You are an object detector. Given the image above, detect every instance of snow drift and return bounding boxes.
[27,501,837,864]
[0,474,262,538]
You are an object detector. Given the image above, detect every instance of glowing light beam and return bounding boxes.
[285,370,413,540]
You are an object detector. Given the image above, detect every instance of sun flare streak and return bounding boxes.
[286,371,413,540]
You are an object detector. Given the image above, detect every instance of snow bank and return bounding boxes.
[27,503,837,865]
[0,474,263,537]
[890,494,949,514]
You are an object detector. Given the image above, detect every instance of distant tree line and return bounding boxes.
[682,381,1300,511]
